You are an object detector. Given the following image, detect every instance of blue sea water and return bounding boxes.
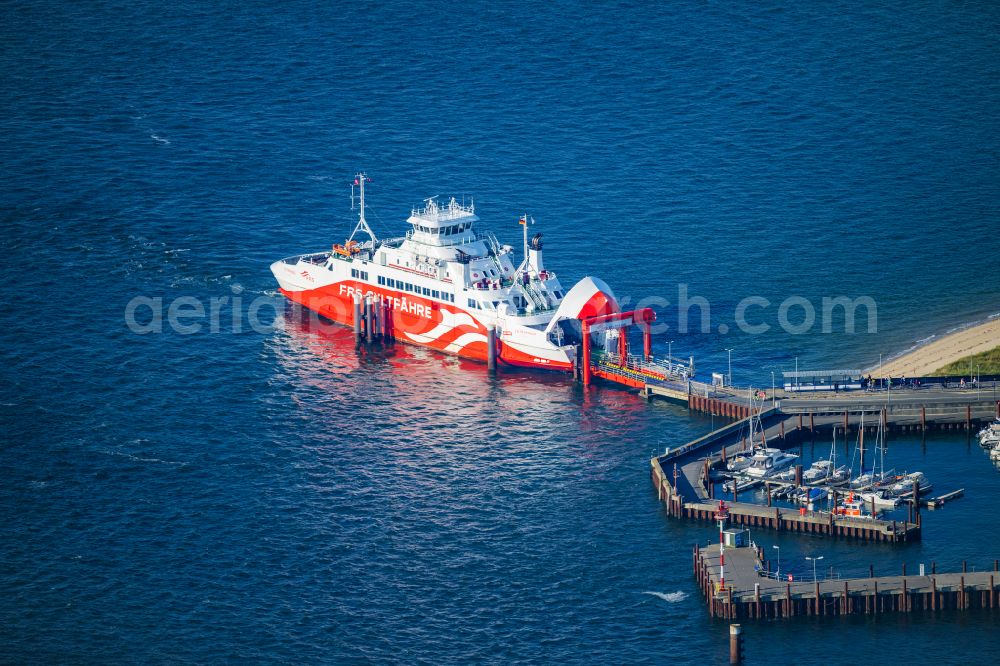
[2,0,1000,663]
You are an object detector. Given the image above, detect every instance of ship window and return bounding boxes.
[467,298,476,308]
[377,276,384,286]
[351,269,358,278]
[422,287,430,296]
[432,290,439,299]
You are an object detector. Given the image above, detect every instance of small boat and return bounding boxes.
[850,470,898,490]
[744,448,799,480]
[727,454,755,473]
[836,492,871,518]
[979,419,1000,447]
[989,444,1000,461]
[773,468,797,482]
[722,475,762,494]
[891,472,933,497]
[794,486,829,504]
[803,460,850,484]
[858,488,901,508]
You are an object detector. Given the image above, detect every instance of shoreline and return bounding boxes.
[870,315,1000,378]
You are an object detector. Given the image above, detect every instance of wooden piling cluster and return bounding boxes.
[688,394,753,419]
[352,293,395,345]
[694,544,1000,621]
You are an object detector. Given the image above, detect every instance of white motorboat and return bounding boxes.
[727,454,755,473]
[858,488,902,509]
[722,475,762,494]
[803,460,849,484]
[744,448,798,480]
[978,419,1000,447]
[891,472,932,497]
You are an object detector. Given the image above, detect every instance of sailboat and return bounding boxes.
[726,391,766,473]
[848,412,897,490]
[802,428,849,485]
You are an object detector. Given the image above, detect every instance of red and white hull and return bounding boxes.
[273,268,619,372]
[271,179,620,373]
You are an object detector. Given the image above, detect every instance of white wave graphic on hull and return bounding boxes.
[643,591,688,603]
[404,310,478,344]
[444,332,488,354]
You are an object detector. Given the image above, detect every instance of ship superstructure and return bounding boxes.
[271,174,620,370]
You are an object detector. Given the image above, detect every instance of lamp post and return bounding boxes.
[668,339,674,375]
[795,356,799,392]
[773,544,780,579]
[725,348,733,388]
[771,371,776,408]
[806,555,824,583]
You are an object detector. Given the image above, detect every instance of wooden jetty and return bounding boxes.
[695,542,1000,620]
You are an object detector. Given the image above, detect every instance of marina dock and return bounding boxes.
[695,542,1000,620]
[647,381,998,542]
[652,456,922,542]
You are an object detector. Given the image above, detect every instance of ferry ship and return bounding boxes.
[270,174,621,371]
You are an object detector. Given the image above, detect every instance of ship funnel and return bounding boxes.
[528,233,544,273]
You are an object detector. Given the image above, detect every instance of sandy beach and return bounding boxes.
[871,318,1000,378]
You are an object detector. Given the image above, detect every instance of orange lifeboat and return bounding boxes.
[332,240,360,257]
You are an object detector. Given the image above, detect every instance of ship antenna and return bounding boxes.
[347,172,379,247]
[522,213,530,264]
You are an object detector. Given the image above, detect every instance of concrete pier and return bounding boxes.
[694,543,999,620]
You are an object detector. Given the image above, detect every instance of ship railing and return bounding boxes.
[298,252,330,265]
[379,236,406,247]
[472,231,503,256]
[519,280,550,311]
[594,351,691,382]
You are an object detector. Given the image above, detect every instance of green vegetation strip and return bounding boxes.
[932,345,1000,376]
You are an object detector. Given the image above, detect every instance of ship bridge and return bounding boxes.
[407,197,480,246]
